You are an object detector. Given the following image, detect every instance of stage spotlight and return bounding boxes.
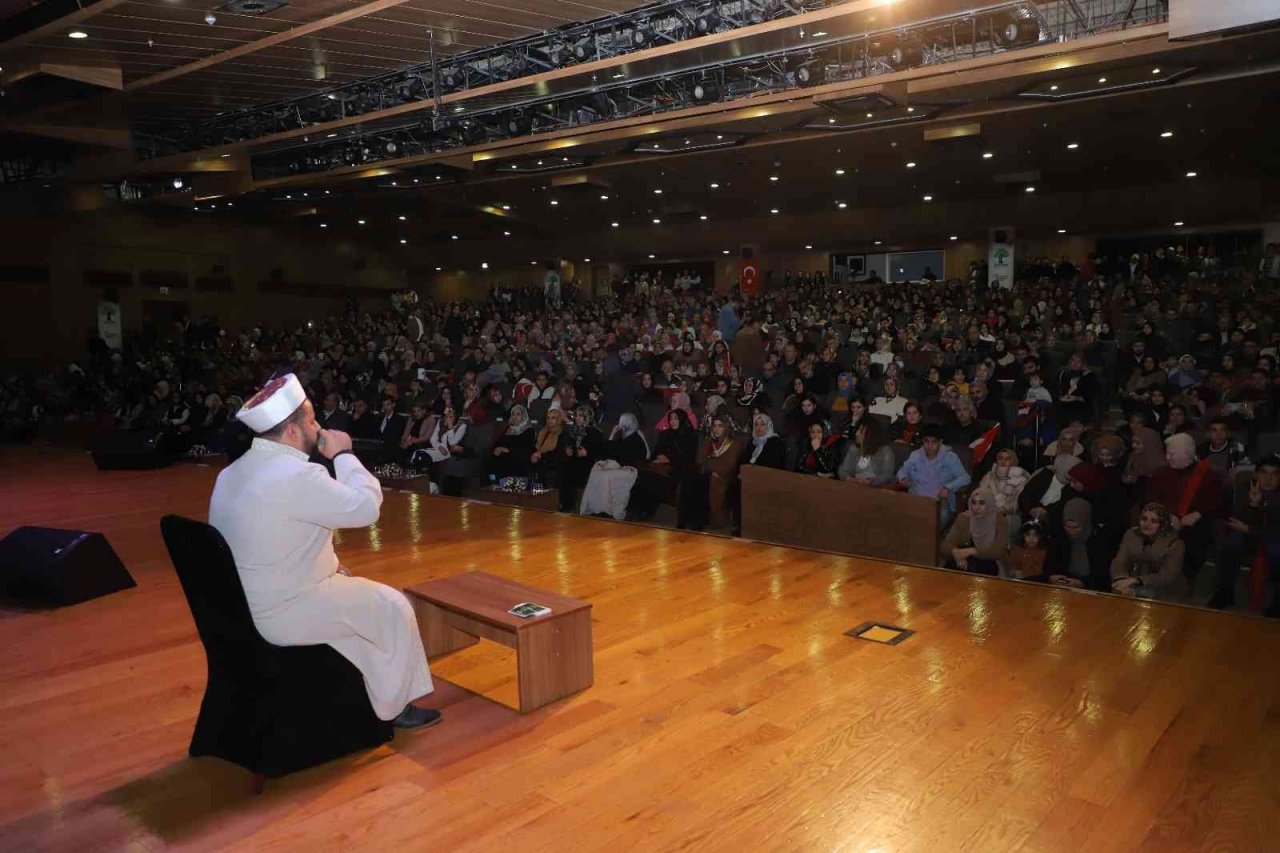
[888,39,924,70]
[546,42,569,66]
[588,92,616,117]
[505,111,534,136]
[695,4,721,35]
[632,21,653,47]
[692,76,720,102]
[572,38,592,62]
[993,12,1040,48]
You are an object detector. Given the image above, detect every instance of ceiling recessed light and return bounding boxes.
[709,182,720,189]
[1058,229,1067,234]
[828,118,836,124]
[804,244,813,249]
[451,234,458,240]
[398,215,406,221]
[501,204,511,210]
[1185,171,1197,178]
[1152,67,1161,74]
[1098,76,1107,83]
[584,257,591,262]
[653,188,663,195]
[770,208,779,214]
[413,179,419,184]
[435,266,442,271]
[1174,221,1184,226]
[481,262,488,269]
[68,30,87,39]
[722,250,730,254]
[320,223,328,228]
[865,112,873,118]
[699,214,708,221]
[220,153,231,158]
[837,202,848,209]
[769,175,779,182]
[503,230,511,236]
[324,190,330,195]
[652,218,661,224]
[1067,142,1079,149]
[1025,186,1036,193]
[1161,130,1174,138]
[399,239,407,244]
[907,107,915,113]
[357,219,366,225]
[390,182,396,186]
[648,253,656,259]
[982,152,993,159]
[550,199,559,206]
[874,240,882,245]
[906,162,917,168]
[531,261,538,265]
[1049,84,1059,91]
[922,195,932,202]
[599,194,610,200]
[611,221,620,227]
[835,168,845,175]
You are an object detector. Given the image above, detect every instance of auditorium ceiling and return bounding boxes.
[2,0,1279,257]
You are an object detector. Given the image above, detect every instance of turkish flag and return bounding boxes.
[740,259,761,295]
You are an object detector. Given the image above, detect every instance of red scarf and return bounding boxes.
[1175,459,1213,517]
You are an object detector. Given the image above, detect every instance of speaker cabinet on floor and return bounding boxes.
[0,527,137,607]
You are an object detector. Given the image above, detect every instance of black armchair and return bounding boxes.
[160,515,393,780]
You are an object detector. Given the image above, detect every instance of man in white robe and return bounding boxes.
[209,373,439,729]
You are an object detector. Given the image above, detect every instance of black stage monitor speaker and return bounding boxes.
[0,527,137,607]
[90,430,173,470]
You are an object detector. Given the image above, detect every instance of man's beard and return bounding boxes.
[301,430,320,456]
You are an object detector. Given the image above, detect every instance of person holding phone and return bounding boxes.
[209,374,440,730]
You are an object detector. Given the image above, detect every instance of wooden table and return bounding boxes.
[404,572,593,713]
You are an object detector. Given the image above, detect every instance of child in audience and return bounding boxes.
[1008,520,1048,580]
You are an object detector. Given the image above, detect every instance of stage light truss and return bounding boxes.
[136,0,1168,175]
[0,154,70,185]
[133,0,823,156]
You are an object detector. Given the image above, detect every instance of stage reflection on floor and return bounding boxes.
[1,446,1278,852]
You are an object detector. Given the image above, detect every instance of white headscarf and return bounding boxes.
[750,414,778,464]
[618,412,650,457]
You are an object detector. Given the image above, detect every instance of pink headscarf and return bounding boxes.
[657,391,700,431]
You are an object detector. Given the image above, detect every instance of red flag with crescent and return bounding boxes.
[741,258,760,295]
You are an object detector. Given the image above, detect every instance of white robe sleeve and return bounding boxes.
[290,455,383,529]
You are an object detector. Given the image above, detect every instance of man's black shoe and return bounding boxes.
[392,705,442,730]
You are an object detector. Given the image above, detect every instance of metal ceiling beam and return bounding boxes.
[123,0,415,94]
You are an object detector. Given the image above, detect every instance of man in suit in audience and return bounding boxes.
[317,392,352,432]
[374,397,406,451]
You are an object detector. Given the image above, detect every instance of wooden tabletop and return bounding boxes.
[404,571,590,632]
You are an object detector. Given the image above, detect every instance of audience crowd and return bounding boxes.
[5,246,1280,617]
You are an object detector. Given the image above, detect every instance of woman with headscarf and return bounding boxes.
[1123,426,1164,492]
[557,404,603,512]
[794,420,843,477]
[630,408,701,520]
[826,373,858,420]
[530,405,567,487]
[1110,503,1187,601]
[939,487,1009,576]
[1089,433,1132,549]
[977,447,1030,517]
[487,404,535,480]
[707,338,733,378]
[656,390,699,431]
[1168,354,1204,393]
[1040,498,1112,589]
[680,414,742,530]
[578,413,648,519]
[1018,454,1105,530]
[837,416,896,485]
[741,412,786,470]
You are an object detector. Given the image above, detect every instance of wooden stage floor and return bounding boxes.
[2,446,1279,852]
